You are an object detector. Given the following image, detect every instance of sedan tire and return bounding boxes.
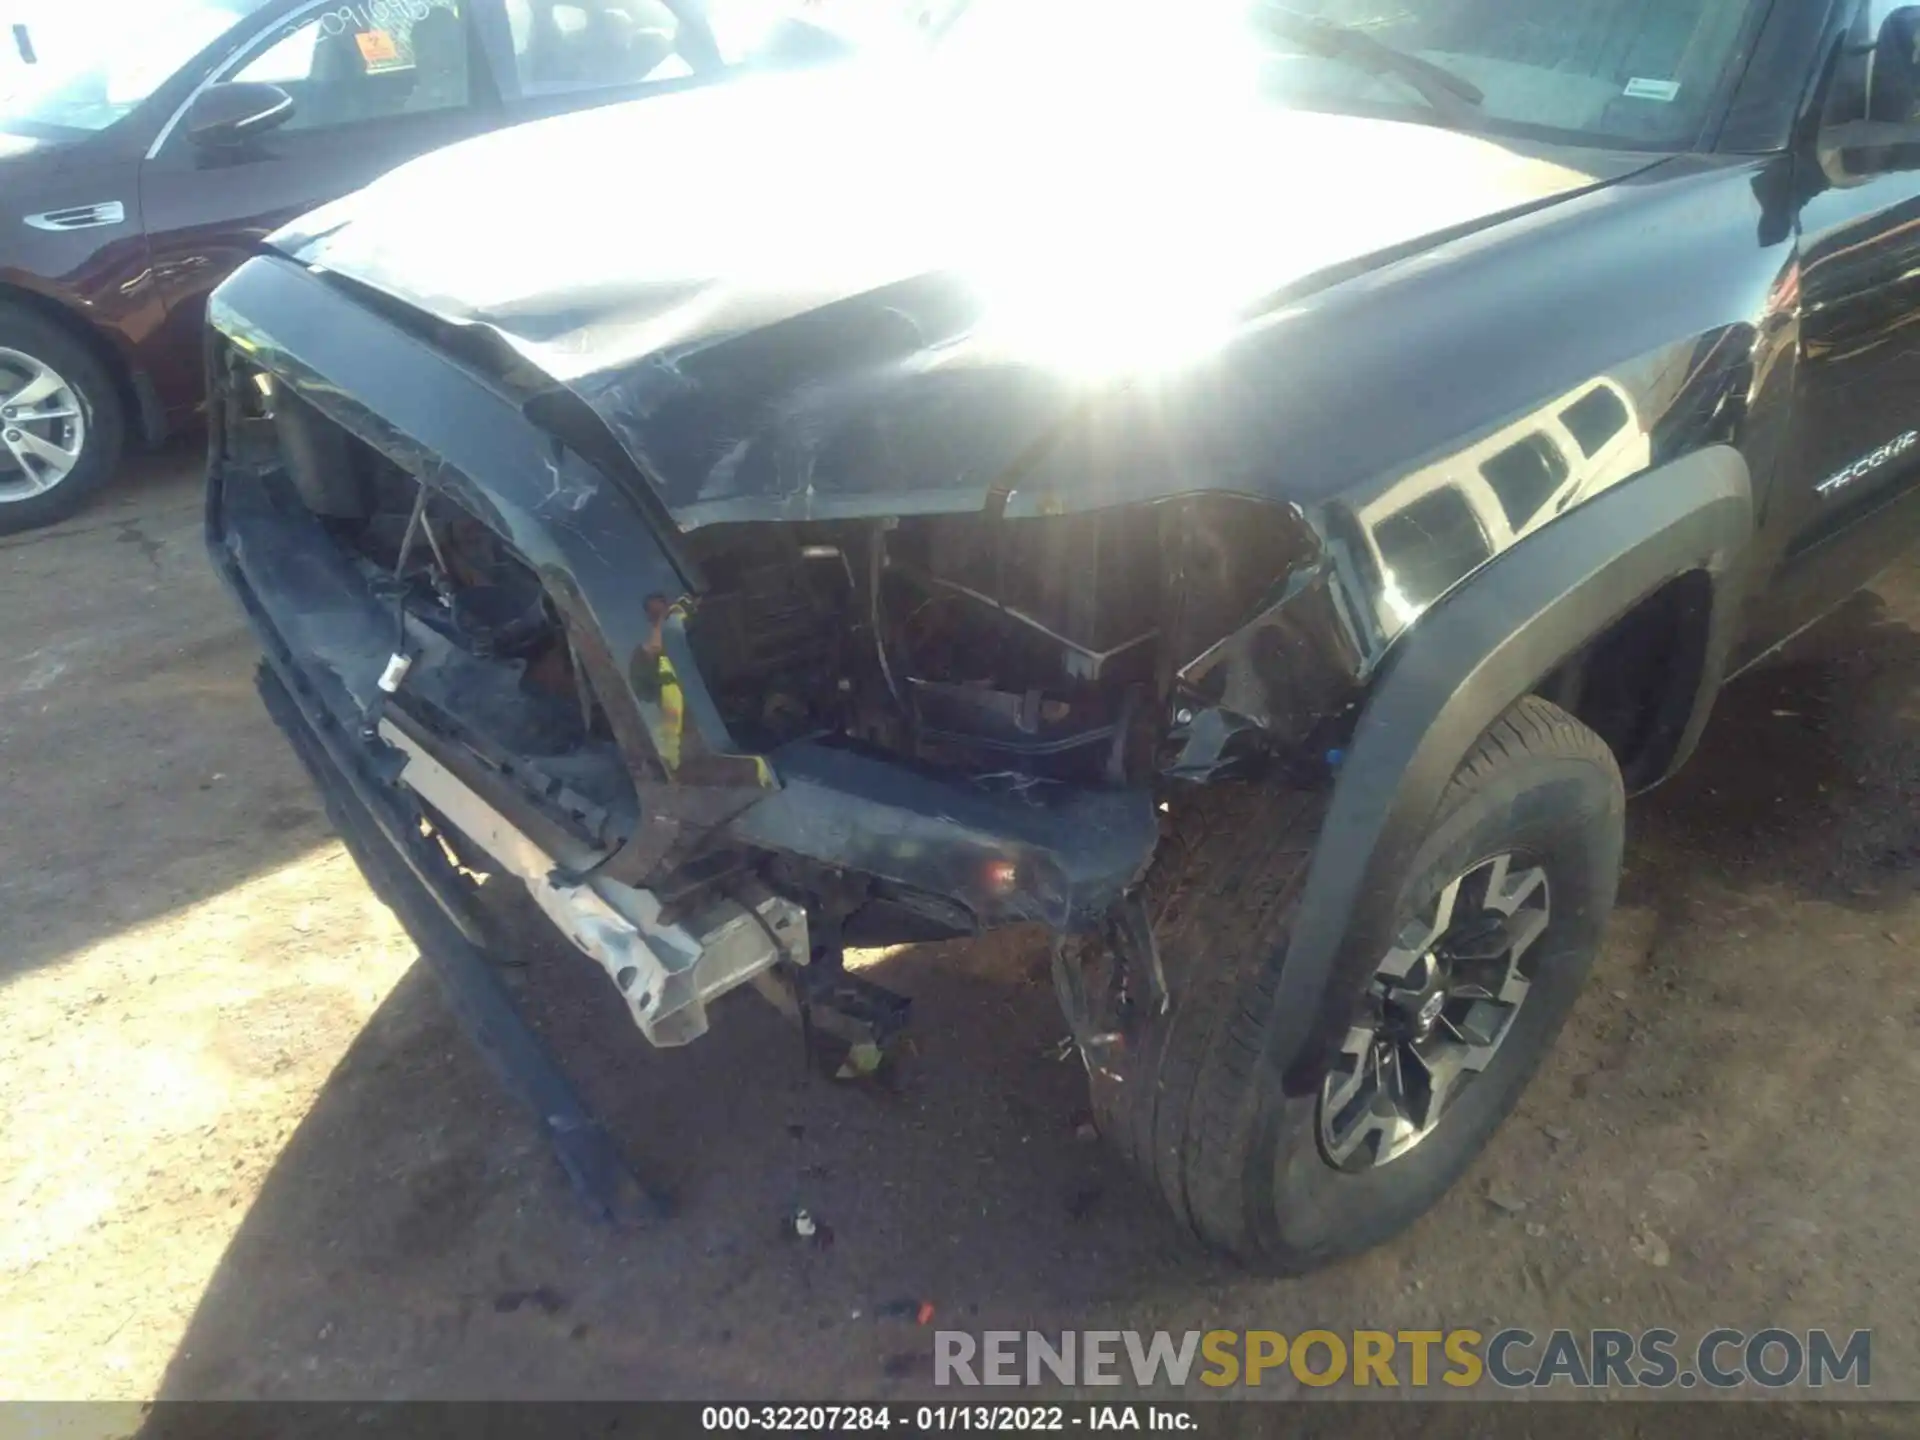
[0,304,126,536]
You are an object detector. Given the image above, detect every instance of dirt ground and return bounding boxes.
[4,445,1920,1410]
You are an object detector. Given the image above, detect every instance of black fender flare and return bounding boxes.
[1266,444,1754,1097]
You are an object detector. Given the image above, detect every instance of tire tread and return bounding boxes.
[1092,696,1619,1266]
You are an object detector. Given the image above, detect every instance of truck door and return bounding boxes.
[1757,0,1920,650]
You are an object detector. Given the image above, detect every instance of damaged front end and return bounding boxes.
[208,255,1363,1068]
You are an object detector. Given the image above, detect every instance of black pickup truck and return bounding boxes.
[206,0,1920,1272]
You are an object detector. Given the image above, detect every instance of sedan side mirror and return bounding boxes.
[185,81,295,146]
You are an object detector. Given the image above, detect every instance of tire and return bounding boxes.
[0,304,127,536]
[1089,695,1625,1273]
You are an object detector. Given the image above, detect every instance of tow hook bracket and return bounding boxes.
[751,956,914,1057]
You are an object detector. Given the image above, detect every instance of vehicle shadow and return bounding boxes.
[0,439,342,990]
[145,913,1253,1402]
[141,573,1920,1410]
[1623,585,1920,914]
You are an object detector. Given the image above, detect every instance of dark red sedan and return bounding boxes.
[0,0,850,533]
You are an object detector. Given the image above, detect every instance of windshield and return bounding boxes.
[1,0,273,135]
[938,0,1763,151]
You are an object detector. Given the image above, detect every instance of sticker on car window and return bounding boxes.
[316,2,435,41]
[355,28,399,64]
[1623,77,1680,102]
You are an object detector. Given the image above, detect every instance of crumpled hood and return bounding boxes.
[271,64,1652,530]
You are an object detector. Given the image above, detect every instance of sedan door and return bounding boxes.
[136,0,503,416]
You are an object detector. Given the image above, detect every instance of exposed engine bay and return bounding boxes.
[678,490,1359,801]
[270,392,1172,817]
[269,386,637,840]
[682,510,1166,787]
[259,371,1350,838]
[217,341,1361,1062]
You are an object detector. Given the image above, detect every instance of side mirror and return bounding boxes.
[1819,7,1920,184]
[1868,5,1920,123]
[185,81,294,146]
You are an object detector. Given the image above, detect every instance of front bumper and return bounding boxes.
[207,254,1160,1040]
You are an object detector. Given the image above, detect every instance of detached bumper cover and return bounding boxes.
[250,657,669,1224]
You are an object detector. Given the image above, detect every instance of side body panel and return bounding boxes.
[0,139,162,402]
[1103,152,1801,778]
[0,0,317,425]
[138,1,507,418]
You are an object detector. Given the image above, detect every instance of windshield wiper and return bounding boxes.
[1256,5,1484,120]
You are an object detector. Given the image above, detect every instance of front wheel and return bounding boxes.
[1086,696,1624,1273]
[0,305,126,536]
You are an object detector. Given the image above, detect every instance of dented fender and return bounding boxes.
[1253,446,1754,1117]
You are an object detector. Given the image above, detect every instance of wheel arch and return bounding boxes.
[0,279,158,446]
[1537,566,1721,794]
[1264,444,1754,1100]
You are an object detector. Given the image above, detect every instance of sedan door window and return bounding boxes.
[1,0,275,135]
[502,0,697,95]
[232,0,471,129]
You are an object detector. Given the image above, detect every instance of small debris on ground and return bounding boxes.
[1647,1170,1700,1209]
[836,1042,884,1080]
[784,1206,834,1249]
[917,1301,936,1327]
[1485,1183,1528,1215]
[493,1287,567,1316]
[1630,1229,1672,1268]
[1542,1123,1574,1145]
[1525,1223,1548,1238]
